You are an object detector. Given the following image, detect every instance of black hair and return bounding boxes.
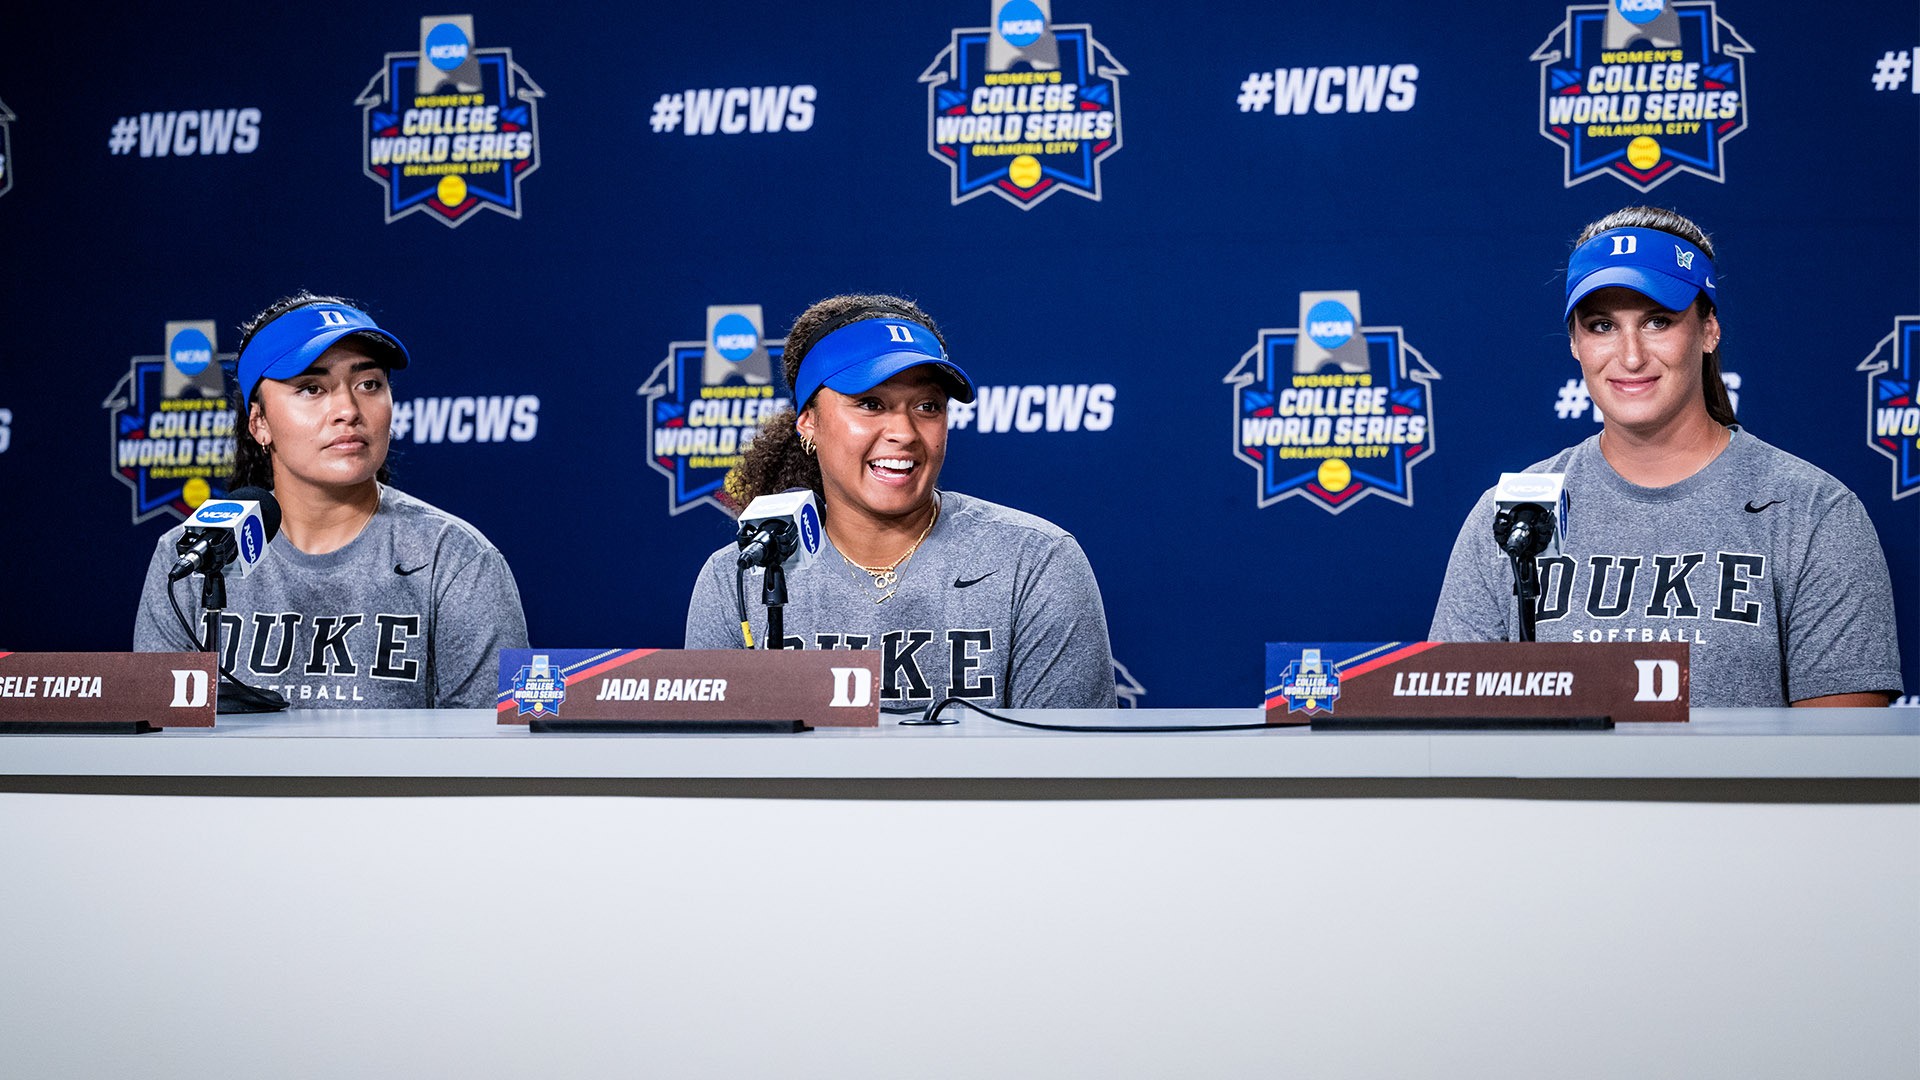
[228,291,396,490]
[1572,206,1736,427]
[721,294,946,513]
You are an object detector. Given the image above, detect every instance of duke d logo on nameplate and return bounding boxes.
[1264,641,1689,725]
[496,649,881,727]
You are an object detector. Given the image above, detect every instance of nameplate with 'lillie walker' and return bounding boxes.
[495,648,882,727]
[0,652,219,728]
[1264,641,1689,725]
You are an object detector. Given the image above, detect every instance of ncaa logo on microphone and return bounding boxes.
[239,514,266,565]
[191,501,244,525]
[799,500,822,555]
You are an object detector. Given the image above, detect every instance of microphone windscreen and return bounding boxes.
[228,486,283,541]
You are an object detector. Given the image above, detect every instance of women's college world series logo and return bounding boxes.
[101,322,240,523]
[921,0,1126,208]
[357,15,543,226]
[639,306,792,515]
[1533,0,1751,190]
[1860,315,1920,500]
[1226,292,1439,513]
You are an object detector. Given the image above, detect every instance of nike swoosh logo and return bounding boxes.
[953,570,998,589]
[395,563,429,575]
[1744,500,1782,513]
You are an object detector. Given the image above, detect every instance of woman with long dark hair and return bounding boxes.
[134,292,527,708]
[684,293,1116,711]
[1430,208,1901,706]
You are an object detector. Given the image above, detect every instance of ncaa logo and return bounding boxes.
[1615,0,1665,23]
[711,312,759,363]
[425,22,471,70]
[194,501,244,524]
[169,327,214,377]
[239,516,266,563]
[998,0,1047,46]
[1504,476,1558,500]
[799,501,822,555]
[1306,300,1357,350]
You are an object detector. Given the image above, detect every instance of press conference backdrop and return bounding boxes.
[0,1,1914,705]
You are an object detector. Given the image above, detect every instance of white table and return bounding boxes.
[2,709,1915,1079]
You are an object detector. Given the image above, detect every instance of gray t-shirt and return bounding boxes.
[1430,429,1903,706]
[686,490,1117,710]
[135,485,528,708]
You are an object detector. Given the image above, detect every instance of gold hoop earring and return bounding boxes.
[799,432,817,456]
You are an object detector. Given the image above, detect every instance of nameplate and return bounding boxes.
[1264,641,1689,725]
[0,652,219,728]
[495,649,882,727]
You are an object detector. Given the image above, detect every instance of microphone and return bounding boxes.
[735,489,823,571]
[1491,473,1566,560]
[168,487,282,581]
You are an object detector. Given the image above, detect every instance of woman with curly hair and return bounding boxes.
[684,293,1116,711]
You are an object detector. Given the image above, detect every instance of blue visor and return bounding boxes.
[238,303,409,409]
[792,317,976,407]
[1564,227,1717,319]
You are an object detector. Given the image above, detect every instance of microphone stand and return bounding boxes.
[737,520,796,650]
[1509,551,1541,644]
[762,561,788,650]
[199,567,288,714]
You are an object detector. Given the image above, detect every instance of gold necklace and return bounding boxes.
[834,499,940,604]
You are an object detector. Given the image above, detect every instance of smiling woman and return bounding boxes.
[684,293,1117,711]
[1429,208,1903,707]
[133,293,528,708]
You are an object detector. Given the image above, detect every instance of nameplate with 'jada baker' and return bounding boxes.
[495,648,881,730]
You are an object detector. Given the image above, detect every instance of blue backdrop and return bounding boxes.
[1,0,1914,705]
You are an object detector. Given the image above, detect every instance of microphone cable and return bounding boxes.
[166,576,288,713]
[907,696,1278,732]
[734,561,756,648]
